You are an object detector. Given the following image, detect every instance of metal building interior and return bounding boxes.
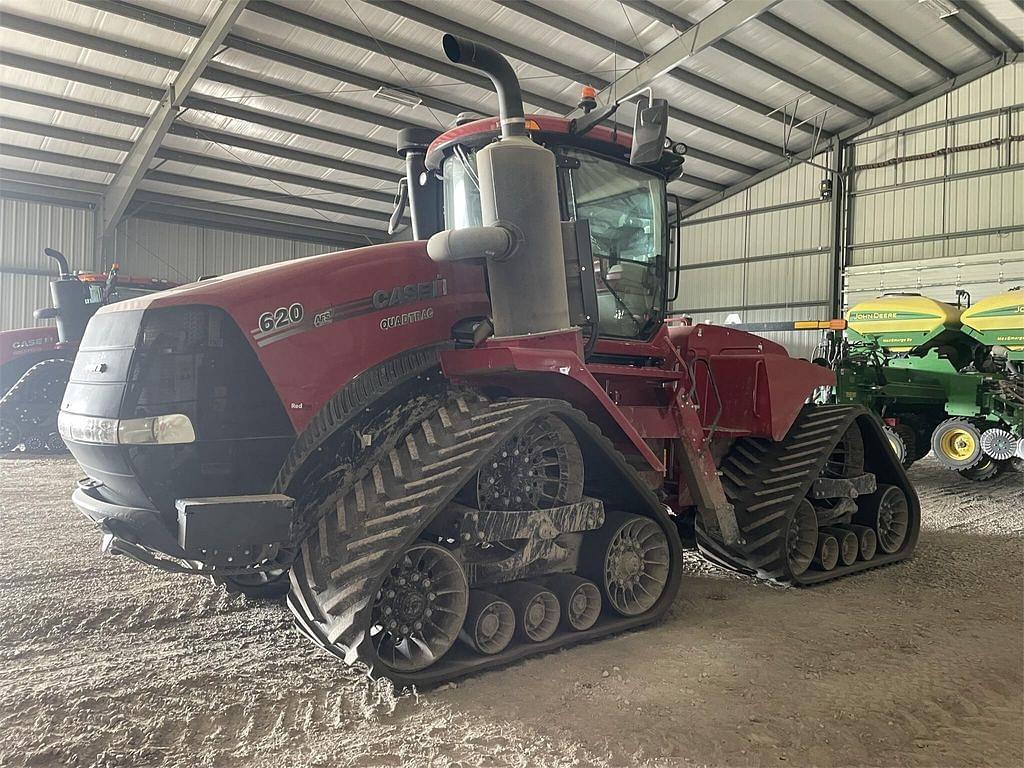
[0,1,1022,766]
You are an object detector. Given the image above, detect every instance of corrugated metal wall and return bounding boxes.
[0,196,344,331]
[673,61,1023,359]
[673,153,835,359]
[0,198,95,332]
[845,63,1022,280]
[845,250,1024,308]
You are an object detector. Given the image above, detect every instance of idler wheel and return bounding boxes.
[460,590,515,655]
[822,526,859,566]
[856,484,910,555]
[370,542,468,673]
[543,573,601,631]
[814,533,839,571]
[785,499,818,577]
[595,514,670,616]
[845,524,877,561]
[497,582,560,643]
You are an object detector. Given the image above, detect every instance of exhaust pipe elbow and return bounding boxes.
[43,247,71,278]
[427,225,519,263]
[442,34,525,139]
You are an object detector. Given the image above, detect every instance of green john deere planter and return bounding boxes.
[829,289,1023,481]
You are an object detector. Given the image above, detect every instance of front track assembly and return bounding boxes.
[696,405,920,585]
[0,358,72,454]
[287,391,682,687]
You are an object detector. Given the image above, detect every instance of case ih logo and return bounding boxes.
[372,277,448,310]
[11,334,56,351]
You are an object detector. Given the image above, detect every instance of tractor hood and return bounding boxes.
[82,240,489,434]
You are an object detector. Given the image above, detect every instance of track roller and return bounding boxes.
[845,524,877,561]
[814,533,839,571]
[786,499,818,577]
[855,484,910,555]
[543,574,601,631]
[497,582,560,643]
[460,590,515,655]
[821,526,858,566]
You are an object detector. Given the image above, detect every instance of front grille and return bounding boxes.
[63,305,295,514]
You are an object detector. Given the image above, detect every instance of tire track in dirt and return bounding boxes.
[1,455,1020,768]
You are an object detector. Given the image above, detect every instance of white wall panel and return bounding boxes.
[1,195,345,330]
[845,250,1024,308]
[847,74,1021,277]
[676,63,1022,359]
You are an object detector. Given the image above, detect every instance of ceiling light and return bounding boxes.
[917,0,959,19]
[373,86,422,109]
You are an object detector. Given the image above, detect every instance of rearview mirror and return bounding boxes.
[630,98,668,167]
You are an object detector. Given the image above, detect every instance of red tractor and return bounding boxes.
[60,37,918,686]
[0,248,174,453]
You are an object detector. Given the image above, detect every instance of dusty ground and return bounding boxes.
[0,456,1021,768]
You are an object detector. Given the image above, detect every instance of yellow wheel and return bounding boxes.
[930,418,983,471]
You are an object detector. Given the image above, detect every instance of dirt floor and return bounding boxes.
[0,456,1021,768]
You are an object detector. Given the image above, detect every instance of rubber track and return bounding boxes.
[696,404,920,586]
[0,358,72,453]
[287,389,682,687]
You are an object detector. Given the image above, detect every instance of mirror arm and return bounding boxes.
[570,103,619,137]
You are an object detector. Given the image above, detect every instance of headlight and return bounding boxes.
[59,412,196,445]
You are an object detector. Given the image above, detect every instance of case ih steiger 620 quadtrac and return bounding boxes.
[60,37,919,685]
[0,248,173,454]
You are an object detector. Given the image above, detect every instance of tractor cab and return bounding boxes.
[409,115,685,343]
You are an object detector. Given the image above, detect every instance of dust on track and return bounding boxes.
[1,456,1021,767]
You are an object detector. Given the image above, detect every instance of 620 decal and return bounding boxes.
[257,303,304,333]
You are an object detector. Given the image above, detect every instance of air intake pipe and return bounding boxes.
[429,35,571,338]
[395,127,442,240]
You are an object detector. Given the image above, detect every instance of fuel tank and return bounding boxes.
[845,294,962,352]
[960,290,1024,354]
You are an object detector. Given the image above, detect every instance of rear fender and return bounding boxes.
[440,344,665,472]
[672,323,835,440]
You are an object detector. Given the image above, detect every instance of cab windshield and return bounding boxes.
[441,144,667,339]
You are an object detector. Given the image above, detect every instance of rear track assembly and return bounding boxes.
[696,405,920,585]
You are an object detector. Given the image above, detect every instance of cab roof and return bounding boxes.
[426,115,638,173]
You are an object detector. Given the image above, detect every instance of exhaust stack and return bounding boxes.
[428,35,571,338]
[34,248,93,345]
